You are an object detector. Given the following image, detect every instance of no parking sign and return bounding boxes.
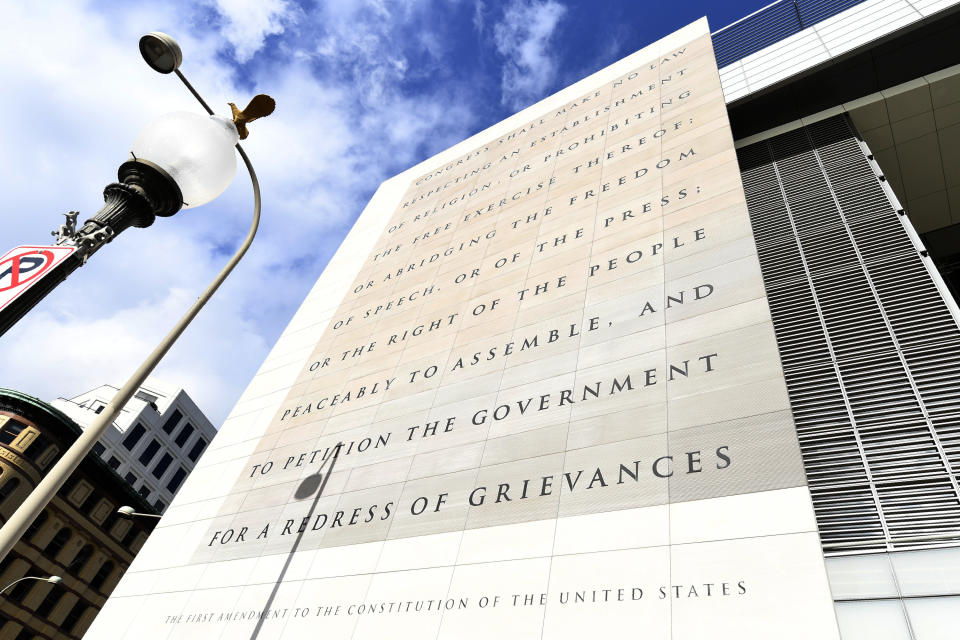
[0,245,77,312]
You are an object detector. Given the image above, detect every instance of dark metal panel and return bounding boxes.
[739,115,960,553]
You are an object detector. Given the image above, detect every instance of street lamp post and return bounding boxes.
[0,575,61,596]
[0,34,272,336]
[0,32,272,563]
[0,154,183,337]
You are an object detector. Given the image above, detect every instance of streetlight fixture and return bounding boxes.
[0,575,61,596]
[117,505,161,520]
[0,33,273,336]
[0,32,273,563]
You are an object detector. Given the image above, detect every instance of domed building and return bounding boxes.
[0,389,156,640]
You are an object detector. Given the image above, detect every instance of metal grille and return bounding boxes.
[738,115,960,554]
[712,0,868,68]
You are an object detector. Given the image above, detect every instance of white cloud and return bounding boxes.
[0,0,484,425]
[493,0,567,111]
[209,0,294,62]
[1,285,269,419]
[473,0,486,33]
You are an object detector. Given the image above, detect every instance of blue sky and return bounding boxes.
[0,0,767,424]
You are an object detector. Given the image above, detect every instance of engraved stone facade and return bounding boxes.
[87,20,841,639]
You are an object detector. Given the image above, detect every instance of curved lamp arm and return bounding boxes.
[0,575,61,596]
[0,41,261,564]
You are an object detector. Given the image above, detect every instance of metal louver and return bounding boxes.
[738,115,960,555]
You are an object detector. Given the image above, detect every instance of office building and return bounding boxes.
[52,380,216,513]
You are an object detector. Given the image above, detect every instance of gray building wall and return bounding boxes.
[52,381,216,513]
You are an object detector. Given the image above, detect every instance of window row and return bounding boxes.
[4,549,114,597]
[1,564,94,635]
[122,463,187,504]
[108,445,195,490]
[54,476,150,549]
[121,415,206,461]
[0,418,58,468]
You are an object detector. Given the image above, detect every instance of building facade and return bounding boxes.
[51,380,216,513]
[0,390,156,639]
[88,1,960,638]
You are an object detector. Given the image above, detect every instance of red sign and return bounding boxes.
[0,245,76,311]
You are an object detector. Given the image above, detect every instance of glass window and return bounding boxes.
[123,472,136,485]
[121,423,145,450]
[58,476,77,496]
[14,628,32,640]
[137,439,161,466]
[161,409,182,434]
[136,390,158,405]
[154,499,166,512]
[835,600,911,640]
[107,456,121,470]
[60,601,88,634]
[43,527,71,557]
[0,478,20,507]
[166,467,187,493]
[81,491,99,514]
[152,453,172,479]
[90,561,114,591]
[138,486,150,499]
[0,419,25,445]
[8,574,33,603]
[24,434,51,462]
[92,442,105,457]
[35,586,64,618]
[122,527,139,548]
[101,510,119,534]
[187,439,207,462]
[25,511,48,541]
[67,543,94,574]
[10,580,35,604]
[94,405,104,414]
[174,423,194,447]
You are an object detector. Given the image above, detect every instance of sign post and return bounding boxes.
[0,245,79,335]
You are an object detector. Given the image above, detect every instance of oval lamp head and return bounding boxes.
[117,506,136,517]
[47,576,62,584]
[140,32,182,74]
[131,112,239,208]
